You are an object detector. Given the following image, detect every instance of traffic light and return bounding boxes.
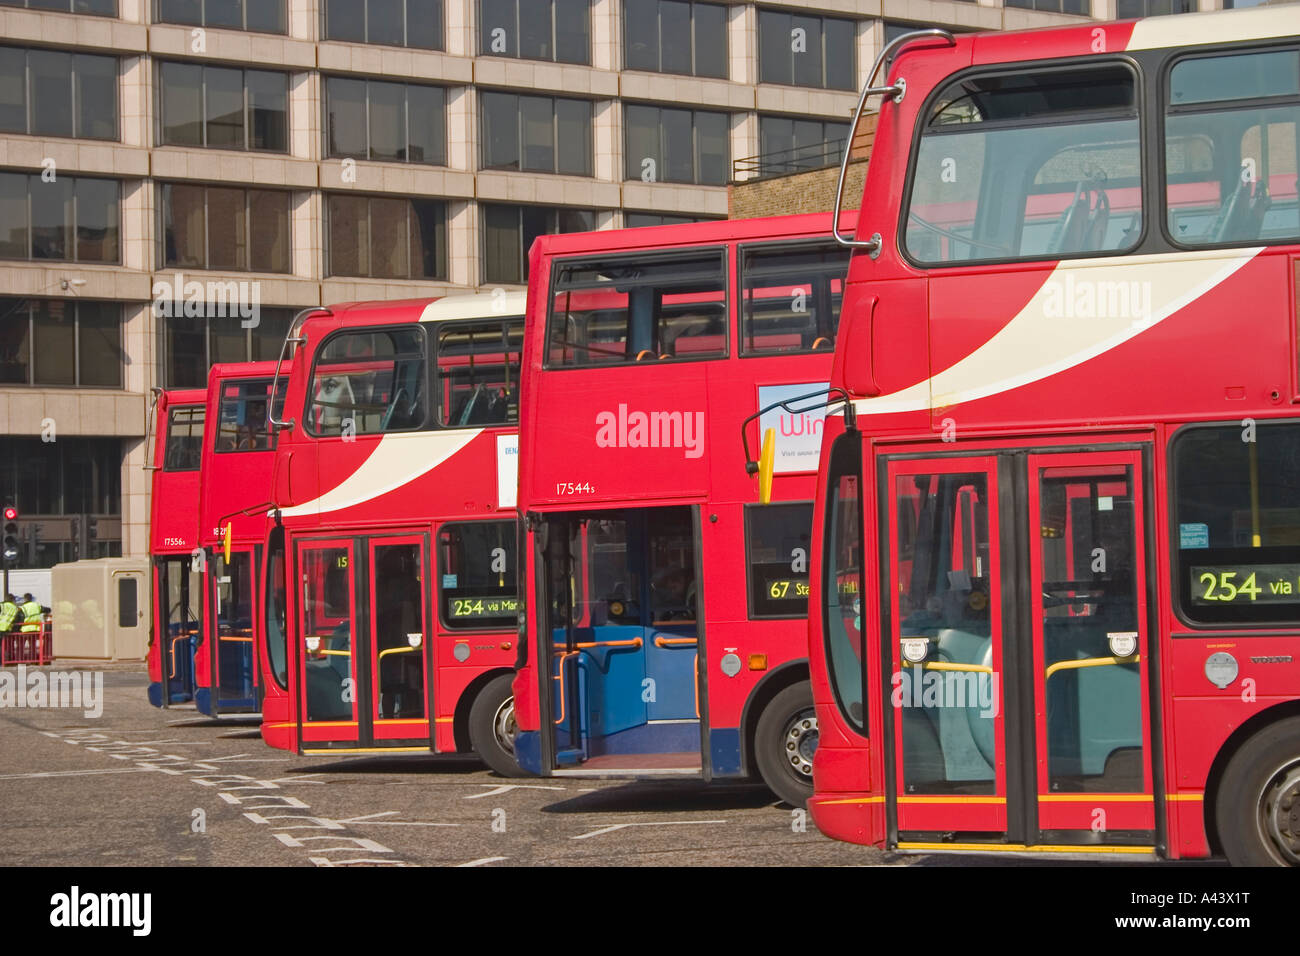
[2,504,19,565]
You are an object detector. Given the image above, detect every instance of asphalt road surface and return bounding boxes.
[0,663,896,867]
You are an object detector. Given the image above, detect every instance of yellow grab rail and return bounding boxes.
[1045,654,1139,680]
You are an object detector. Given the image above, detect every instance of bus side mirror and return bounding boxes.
[834,292,880,398]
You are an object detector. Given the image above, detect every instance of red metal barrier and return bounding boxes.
[1,621,53,666]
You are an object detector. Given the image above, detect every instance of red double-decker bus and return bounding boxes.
[192,361,282,718]
[258,293,526,771]
[512,212,853,805]
[806,10,1300,865]
[147,388,207,708]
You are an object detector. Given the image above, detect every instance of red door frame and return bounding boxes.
[877,441,1157,849]
[367,533,432,743]
[885,455,1008,834]
[296,537,359,746]
[1027,449,1155,834]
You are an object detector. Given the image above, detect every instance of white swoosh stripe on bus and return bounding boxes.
[852,248,1261,417]
[278,429,483,517]
[1126,7,1296,51]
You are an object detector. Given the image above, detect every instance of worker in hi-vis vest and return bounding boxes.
[0,593,19,632]
[18,593,44,632]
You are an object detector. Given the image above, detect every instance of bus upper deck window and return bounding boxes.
[306,327,427,436]
[740,241,850,356]
[1165,48,1300,248]
[546,250,728,367]
[905,64,1142,266]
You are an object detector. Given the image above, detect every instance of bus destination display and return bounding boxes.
[449,595,520,620]
[765,576,810,601]
[1190,563,1300,605]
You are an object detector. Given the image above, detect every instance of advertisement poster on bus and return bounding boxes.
[497,433,518,508]
[757,383,829,474]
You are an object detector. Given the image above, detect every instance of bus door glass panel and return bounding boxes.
[299,542,357,727]
[888,460,1005,831]
[369,538,427,733]
[644,508,698,725]
[1029,453,1152,833]
[543,517,585,760]
[160,557,200,703]
[214,550,256,706]
[575,515,648,752]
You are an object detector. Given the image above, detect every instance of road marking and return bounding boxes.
[572,820,726,840]
[458,857,508,867]
[0,768,160,780]
[191,753,290,763]
[465,784,568,799]
[330,811,460,827]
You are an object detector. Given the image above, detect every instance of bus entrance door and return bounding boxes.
[545,507,703,774]
[209,548,259,714]
[296,535,432,753]
[882,447,1155,854]
[153,557,201,706]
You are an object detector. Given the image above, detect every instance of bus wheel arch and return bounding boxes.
[1203,701,1300,865]
[741,661,814,807]
[456,668,525,777]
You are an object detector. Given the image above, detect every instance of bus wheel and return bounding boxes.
[755,682,817,808]
[469,674,524,778]
[1216,716,1300,866]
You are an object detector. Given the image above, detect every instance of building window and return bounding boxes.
[160,308,296,388]
[624,212,720,228]
[0,298,123,388]
[623,0,726,78]
[0,46,118,140]
[481,92,592,176]
[0,437,123,567]
[157,62,288,152]
[624,104,728,185]
[159,183,291,273]
[0,172,120,263]
[480,0,589,64]
[323,0,443,50]
[325,77,445,166]
[758,115,850,173]
[481,204,595,284]
[758,8,855,91]
[326,194,447,280]
[0,0,116,14]
[155,0,287,33]
[1003,0,1089,13]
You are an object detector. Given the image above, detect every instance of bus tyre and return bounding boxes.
[1215,716,1300,866]
[469,674,525,778]
[755,682,817,809]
